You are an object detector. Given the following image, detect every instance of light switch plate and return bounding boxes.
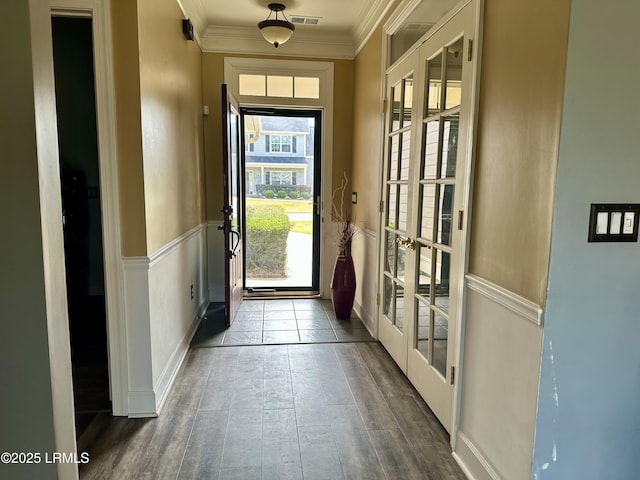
[588,204,640,242]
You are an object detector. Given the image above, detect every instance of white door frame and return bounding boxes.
[50,0,128,416]
[224,57,335,297]
[378,0,483,446]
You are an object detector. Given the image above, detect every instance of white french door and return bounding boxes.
[379,50,419,372]
[378,0,478,433]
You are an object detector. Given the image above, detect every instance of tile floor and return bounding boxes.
[191,298,375,347]
[79,342,465,480]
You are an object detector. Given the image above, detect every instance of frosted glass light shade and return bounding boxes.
[258,20,294,48]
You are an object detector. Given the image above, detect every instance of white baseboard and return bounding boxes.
[454,431,501,480]
[154,300,207,414]
[127,391,158,419]
[353,299,376,338]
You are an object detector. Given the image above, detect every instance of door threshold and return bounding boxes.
[244,289,320,299]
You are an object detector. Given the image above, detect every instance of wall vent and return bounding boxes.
[290,16,321,25]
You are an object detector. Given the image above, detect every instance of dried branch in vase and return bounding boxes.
[331,172,356,256]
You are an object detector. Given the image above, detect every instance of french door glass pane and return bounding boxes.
[387,185,397,227]
[420,184,436,240]
[444,38,464,110]
[402,76,414,128]
[392,83,402,130]
[433,312,449,376]
[417,300,431,357]
[399,132,411,180]
[426,52,443,116]
[389,135,400,180]
[423,120,439,179]
[398,184,408,231]
[417,245,432,299]
[436,184,454,246]
[383,274,393,318]
[395,282,405,331]
[434,249,451,313]
[441,115,459,178]
[397,245,407,282]
[385,230,396,276]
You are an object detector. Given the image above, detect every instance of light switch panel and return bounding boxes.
[588,204,640,242]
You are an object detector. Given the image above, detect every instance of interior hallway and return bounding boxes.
[78,339,465,479]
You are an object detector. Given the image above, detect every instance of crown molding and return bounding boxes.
[353,0,395,56]
[202,25,355,59]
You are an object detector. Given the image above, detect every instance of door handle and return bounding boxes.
[397,237,416,250]
[230,230,240,258]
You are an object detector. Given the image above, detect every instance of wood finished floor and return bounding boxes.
[79,342,465,479]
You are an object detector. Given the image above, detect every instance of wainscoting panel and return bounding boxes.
[122,224,207,417]
[454,275,544,480]
[352,227,378,336]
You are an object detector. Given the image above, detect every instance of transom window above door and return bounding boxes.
[239,74,320,99]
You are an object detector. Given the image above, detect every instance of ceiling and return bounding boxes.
[179,0,396,58]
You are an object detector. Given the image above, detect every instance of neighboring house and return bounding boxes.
[244,116,314,195]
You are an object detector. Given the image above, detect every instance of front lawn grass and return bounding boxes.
[246,198,313,214]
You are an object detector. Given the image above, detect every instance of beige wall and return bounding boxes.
[201,53,354,222]
[352,26,385,231]
[138,0,205,254]
[112,0,205,255]
[112,0,146,256]
[469,0,571,304]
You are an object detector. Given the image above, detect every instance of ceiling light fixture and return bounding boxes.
[258,3,295,48]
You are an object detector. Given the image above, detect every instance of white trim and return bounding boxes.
[224,57,334,298]
[148,224,204,267]
[203,26,354,59]
[154,302,206,414]
[454,431,501,480]
[353,299,377,337]
[50,0,128,417]
[451,0,485,450]
[122,225,207,417]
[353,0,396,56]
[465,274,544,326]
[383,0,423,35]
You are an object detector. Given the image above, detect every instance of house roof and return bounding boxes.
[245,156,309,165]
[260,116,311,133]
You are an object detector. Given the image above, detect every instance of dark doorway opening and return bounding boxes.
[52,15,111,438]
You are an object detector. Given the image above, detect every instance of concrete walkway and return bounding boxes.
[246,231,313,288]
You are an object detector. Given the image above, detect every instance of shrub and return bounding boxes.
[277,190,287,198]
[300,191,310,200]
[264,190,275,199]
[288,190,299,199]
[245,205,290,277]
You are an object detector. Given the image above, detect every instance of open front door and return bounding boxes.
[221,84,243,326]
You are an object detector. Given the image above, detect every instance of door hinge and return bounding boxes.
[457,210,464,230]
[383,99,388,113]
[379,200,384,213]
[467,39,473,62]
[450,366,455,385]
[376,293,381,306]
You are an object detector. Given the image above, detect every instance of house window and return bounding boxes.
[270,135,292,153]
[246,133,255,152]
[270,171,293,185]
